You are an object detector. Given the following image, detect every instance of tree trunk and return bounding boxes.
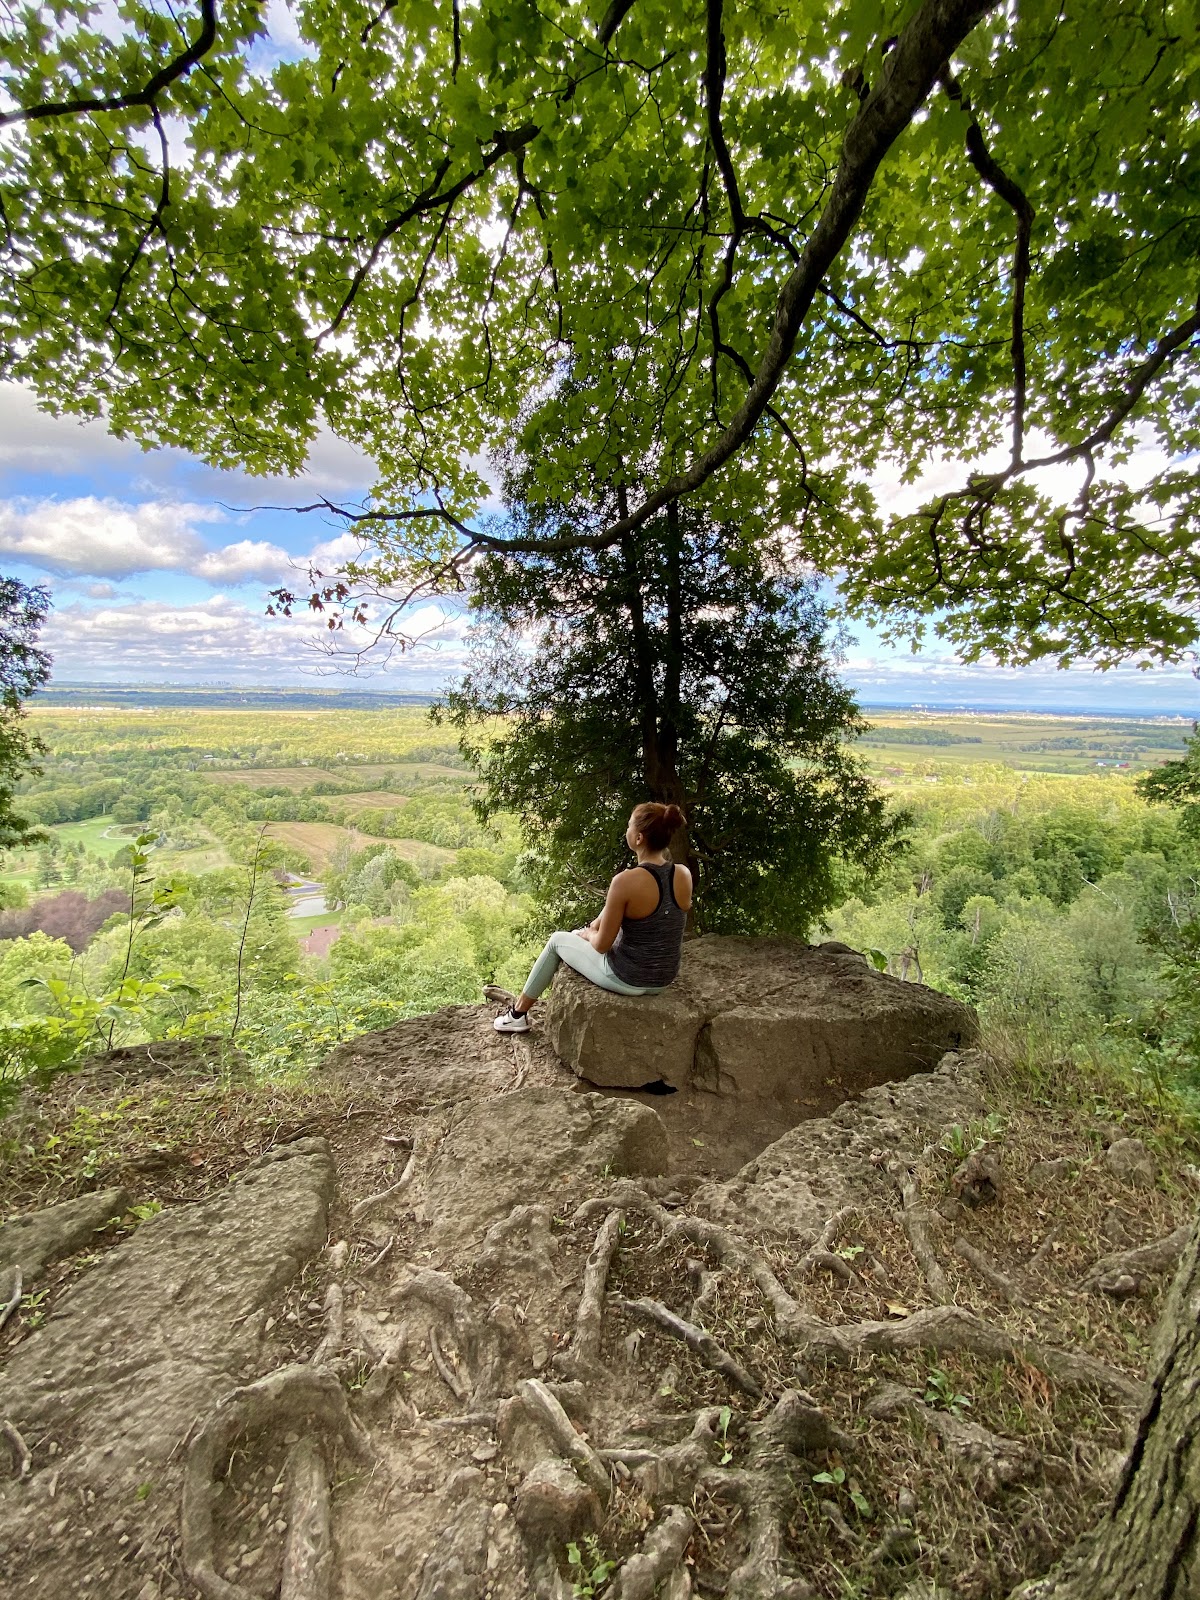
[1012,1209,1200,1599]
[617,519,698,886]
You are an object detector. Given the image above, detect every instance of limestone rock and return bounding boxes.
[545,935,977,1117]
[420,1086,667,1247]
[1104,1137,1155,1189]
[0,1186,130,1282]
[694,1049,988,1238]
[0,1138,335,1599]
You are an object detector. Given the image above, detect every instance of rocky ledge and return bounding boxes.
[544,935,977,1116]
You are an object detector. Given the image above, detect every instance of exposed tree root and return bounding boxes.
[798,1208,859,1283]
[0,1266,22,1337]
[686,1256,723,1323]
[514,1378,611,1503]
[561,1209,623,1375]
[696,1466,815,1599]
[822,1306,1147,1409]
[574,1183,831,1345]
[954,1236,1025,1306]
[310,1282,344,1367]
[610,1504,694,1600]
[615,1298,763,1398]
[430,1325,469,1402]
[359,1235,396,1275]
[181,1364,373,1600]
[865,1381,1043,1489]
[1,1418,32,1479]
[279,1437,333,1600]
[393,1269,501,1402]
[626,1408,725,1500]
[350,1148,417,1222]
[898,1172,950,1302]
[1081,1224,1190,1298]
[570,1181,1146,1422]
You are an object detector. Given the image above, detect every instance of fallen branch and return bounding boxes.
[566,1209,624,1371]
[615,1298,763,1398]
[1,1418,32,1479]
[181,1365,373,1600]
[898,1172,950,1302]
[953,1236,1025,1306]
[280,1438,332,1600]
[610,1504,694,1600]
[1081,1224,1191,1298]
[0,1266,22,1337]
[350,1149,418,1222]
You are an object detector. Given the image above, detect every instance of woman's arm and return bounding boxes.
[586,874,629,954]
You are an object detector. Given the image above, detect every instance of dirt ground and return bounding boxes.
[1,1007,1197,1600]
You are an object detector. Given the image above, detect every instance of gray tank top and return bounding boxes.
[607,862,687,988]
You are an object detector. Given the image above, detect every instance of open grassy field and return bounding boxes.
[205,767,347,790]
[261,821,375,870]
[0,816,140,886]
[333,792,412,809]
[261,821,455,873]
[856,710,1191,776]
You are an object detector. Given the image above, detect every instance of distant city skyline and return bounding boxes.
[1,380,1195,718]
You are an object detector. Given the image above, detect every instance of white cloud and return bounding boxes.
[0,494,303,586]
[41,596,471,685]
[0,495,223,578]
[192,539,295,585]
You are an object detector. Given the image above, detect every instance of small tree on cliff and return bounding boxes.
[0,577,51,852]
[440,486,898,935]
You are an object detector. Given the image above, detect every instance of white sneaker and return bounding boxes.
[493,1006,531,1033]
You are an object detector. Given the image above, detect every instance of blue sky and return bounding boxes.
[0,379,1196,716]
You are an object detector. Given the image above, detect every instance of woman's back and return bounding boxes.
[607,862,688,987]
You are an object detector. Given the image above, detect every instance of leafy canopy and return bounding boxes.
[2,0,1197,664]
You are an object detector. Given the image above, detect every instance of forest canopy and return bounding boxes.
[2,0,1197,667]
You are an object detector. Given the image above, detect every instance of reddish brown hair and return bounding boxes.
[631,802,685,852]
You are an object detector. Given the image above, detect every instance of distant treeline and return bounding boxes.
[859,728,983,746]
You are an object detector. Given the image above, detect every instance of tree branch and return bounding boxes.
[940,67,1035,466]
[579,0,999,546]
[0,0,218,127]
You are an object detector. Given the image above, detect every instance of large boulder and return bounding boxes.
[543,935,977,1115]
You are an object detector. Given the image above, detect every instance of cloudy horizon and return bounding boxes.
[1,380,1196,717]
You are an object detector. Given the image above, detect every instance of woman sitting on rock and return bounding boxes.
[493,802,692,1033]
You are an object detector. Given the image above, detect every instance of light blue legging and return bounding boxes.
[521,931,665,1001]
